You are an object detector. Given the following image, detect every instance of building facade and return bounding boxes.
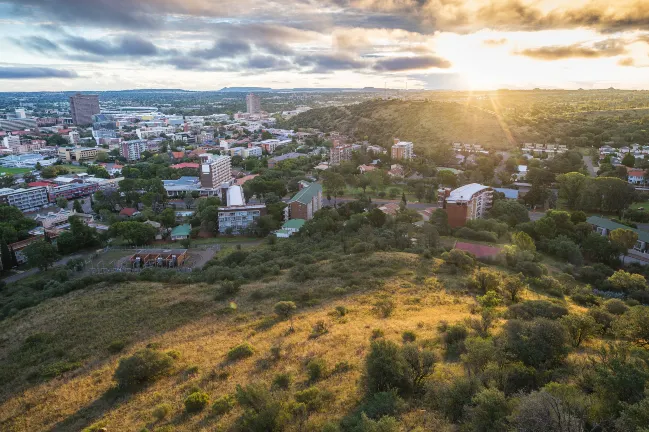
[58,146,105,162]
[391,139,413,160]
[246,93,262,114]
[441,183,493,228]
[217,185,266,234]
[0,186,49,212]
[69,93,100,125]
[329,141,353,166]
[200,155,232,189]
[287,182,322,220]
[120,140,147,161]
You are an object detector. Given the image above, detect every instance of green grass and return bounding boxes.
[630,201,649,210]
[59,164,87,173]
[0,167,31,175]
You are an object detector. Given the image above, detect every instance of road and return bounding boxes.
[583,155,597,177]
[3,254,83,284]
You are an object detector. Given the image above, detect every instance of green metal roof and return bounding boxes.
[282,219,306,229]
[289,182,322,205]
[171,224,191,237]
[587,216,649,243]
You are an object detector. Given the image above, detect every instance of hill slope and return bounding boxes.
[283,99,513,150]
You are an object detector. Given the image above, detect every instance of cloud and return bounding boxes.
[516,39,626,60]
[618,57,635,66]
[296,53,368,73]
[483,38,507,46]
[191,39,251,59]
[0,66,78,79]
[373,55,451,71]
[245,55,293,70]
[11,36,61,53]
[64,34,161,57]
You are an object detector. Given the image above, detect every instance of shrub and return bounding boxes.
[335,305,348,316]
[443,323,468,348]
[465,388,511,432]
[532,276,564,297]
[427,376,480,422]
[153,403,172,421]
[294,387,330,412]
[503,318,569,368]
[374,298,396,318]
[309,320,329,339]
[272,372,292,390]
[185,391,210,413]
[107,339,127,354]
[441,249,475,270]
[227,343,255,362]
[605,298,629,315]
[507,300,568,321]
[402,330,417,343]
[235,383,290,431]
[333,361,353,375]
[212,395,235,415]
[588,308,615,334]
[307,358,327,382]
[114,349,175,389]
[371,329,385,340]
[515,261,546,278]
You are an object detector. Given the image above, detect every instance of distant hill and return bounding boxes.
[282,99,514,150]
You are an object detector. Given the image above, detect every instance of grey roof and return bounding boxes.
[494,188,519,199]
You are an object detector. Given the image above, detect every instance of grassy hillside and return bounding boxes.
[282,99,513,150]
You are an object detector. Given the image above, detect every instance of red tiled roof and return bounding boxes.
[627,169,645,177]
[172,151,185,159]
[455,241,502,258]
[170,162,200,169]
[119,208,138,217]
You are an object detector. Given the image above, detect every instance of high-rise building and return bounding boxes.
[329,140,353,165]
[217,185,267,234]
[287,182,322,220]
[200,155,233,189]
[0,187,49,212]
[14,109,26,119]
[246,93,262,114]
[120,140,147,161]
[69,93,100,125]
[391,138,413,160]
[440,183,493,228]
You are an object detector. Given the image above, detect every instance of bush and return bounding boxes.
[235,383,290,431]
[427,376,480,422]
[185,391,210,413]
[442,323,468,358]
[604,298,629,315]
[307,358,327,382]
[588,308,615,334]
[503,318,569,368]
[212,395,235,415]
[309,320,329,339]
[507,300,568,321]
[107,339,128,354]
[227,343,255,362]
[441,249,475,270]
[295,387,331,412]
[335,305,348,316]
[374,298,396,318]
[272,372,292,390]
[371,329,385,340]
[114,349,175,389]
[153,403,172,421]
[402,330,417,343]
[531,276,564,297]
[515,261,546,278]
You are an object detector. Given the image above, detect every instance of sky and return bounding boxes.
[1,0,649,91]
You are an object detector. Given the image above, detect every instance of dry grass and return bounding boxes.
[0,252,475,432]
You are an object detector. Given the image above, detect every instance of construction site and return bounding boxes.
[85,246,220,274]
[128,248,188,269]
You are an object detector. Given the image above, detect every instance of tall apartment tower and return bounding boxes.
[200,155,233,189]
[246,93,262,114]
[391,138,413,160]
[69,93,100,126]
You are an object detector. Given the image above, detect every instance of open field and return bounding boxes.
[59,164,88,173]
[0,167,31,175]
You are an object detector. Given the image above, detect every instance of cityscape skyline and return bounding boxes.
[1,0,649,91]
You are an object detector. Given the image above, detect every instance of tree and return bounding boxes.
[22,173,37,184]
[365,339,410,395]
[560,314,601,348]
[437,170,458,187]
[609,228,638,263]
[622,153,636,167]
[111,221,157,245]
[503,318,569,368]
[73,200,83,213]
[56,196,68,209]
[367,208,387,228]
[614,306,649,348]
[512,231,535,252]
[0,174,15,188]
[608,270,648,293]
[0,238,12,272]
[322,172,345,207]
[502,274,526,303]
[274,301,297,331]
[556,172,587,210]
[469,268,501,294]
[488,200,530,226]
[114,349,175,389]
[158,208,176,229]
[512,383,588,432]
[23,240,57,270]
[430,209,451,235]
[466,388,510,432]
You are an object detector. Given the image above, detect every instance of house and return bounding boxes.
[378,202,400,216]
[440,183,493,228]
[358,164,376,174]
[587,216,649,264]
[119,207,140,218]
[170,162,200,170]
[627,168,646,185]
[286,182,322,221]
[275,218,306,238]
[388,164,405,177]
[170,224,191,241]
[144,220,163,240]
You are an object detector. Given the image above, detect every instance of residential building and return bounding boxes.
[587,216,649,264]
[170,162,200,170]
[69,93,100,125]
[49,182,100,202]
[268,152,304,169]
[0,117,37,131]
[200,155,232,189]
[0,186,49,212]
[628,168,646,185]
[0,153,56,168]
[218,185,266,234]
[259,139,291,153]
[246,93,262,114]
[58,146,105,162]
[242,147,263,158]
[2,135,20,148]
[170,224,191,241]
[391,138,413,160]
[119,208,140,218]
[441,183,493,228]
[329,140,353,166]
[275,219,306,238]
[358,164,376,174]
[34,209,92,229]
[15,109,26,119]
[120,140,147,161]
[163,176,202,197]
[286,182,322,221]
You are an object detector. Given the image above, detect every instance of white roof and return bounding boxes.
[226,185,245,207]
[447,183,491,202]
[518,165,528,172]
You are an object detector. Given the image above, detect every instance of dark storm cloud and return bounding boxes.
[0,66,78,79]
[516,39,626,60]
[373,55,451,71]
